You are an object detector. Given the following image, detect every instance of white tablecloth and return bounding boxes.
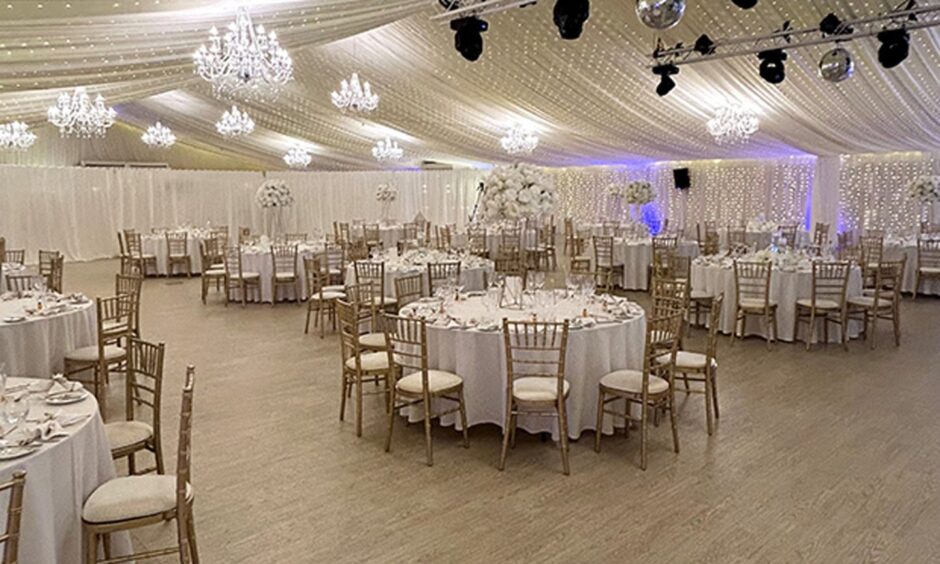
[240,245,323,303]
[611,239,700,291]
[345,264,494,298]
[690,262,863,342]
[1,264,43,293]
[0,298,96,377]
[884,243,940,296]
[141,235,205,275]
[0,378,131,564]
[399,296,647,439]
[351,224,404,250]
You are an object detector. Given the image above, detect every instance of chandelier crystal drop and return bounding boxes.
[372,137,403,162]
[331,73,379,113]
[0,121,37,150]
[193,6,293,99]
[141,122,177,149]
[706,104,759,145]
[46,87,116,138]
[215,106,255,137]
[500,124,539,155]
[283,144,312,169]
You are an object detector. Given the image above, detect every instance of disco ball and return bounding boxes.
[819,47,854,82]
[635,0,686,30]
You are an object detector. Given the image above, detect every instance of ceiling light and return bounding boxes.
[215,106,255,137]
[372,137,404,162]
[330,73,379,114]
[757,49,787,84]
[141,121,176,149]
[706,104,759,145]
[553,0,590,40]
[652,64,679,97]
[450,16,488,62]
[47,87,116,138]
[877,28,909,69]
[283,144,312,168]
[0,121,37,150]
[500,124,539,155]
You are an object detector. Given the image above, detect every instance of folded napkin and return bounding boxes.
[47,374,83,396]
[38,419,69,441]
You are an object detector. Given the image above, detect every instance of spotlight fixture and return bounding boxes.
[757,49,787,84]
[694,34,716,55]
[652,64,679,97]
[731,0,757,8]
[819,13,853,36]
[450,16,488,62]
[553,0,590,40]
[877,28,910,68]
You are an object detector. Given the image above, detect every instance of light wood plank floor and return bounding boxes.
[66,259,940,563]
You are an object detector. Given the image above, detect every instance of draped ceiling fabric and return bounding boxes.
[1,0,940,170]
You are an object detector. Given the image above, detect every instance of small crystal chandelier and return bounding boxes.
[194,6,293,99]
[331,73,379,113]
[215,106,255,137]
[500,124,539,155]
[141,122,177,149]
[372,137,403,162]
[707,104,759,145]
[283,144,312,169]
[47,87,116,138]
[0,121,37,150]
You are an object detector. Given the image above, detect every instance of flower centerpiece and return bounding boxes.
[909,175,940,205]
[623,180,655,206]
[255,179,294,238]
[375,183,398,222]
[480,163,554,224]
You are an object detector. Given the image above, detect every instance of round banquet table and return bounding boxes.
[884,241,940,296]
[611,238,700,291]
[0,377,131,563]
[351,224,404,250]
[0,296,96,377]
[345,263,494,298]
[141,233,206,276]
[690,260,864,343]
[399,294,647,439]
[240,243,324,303]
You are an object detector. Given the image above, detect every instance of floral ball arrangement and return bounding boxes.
[256,179,295,209]
[908,175,940,204]
[481,163,554,222]
[623,180,655,205]
[376,183,399,202]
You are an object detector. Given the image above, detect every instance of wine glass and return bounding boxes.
[0,398,28,455]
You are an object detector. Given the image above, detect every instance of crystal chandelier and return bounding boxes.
[706,104,759,145]
[47,87,116,138]
[283,144,312,169]
[372,137,403,162]
[0,121,37,150]
[141,122,177,149]
[215,106,255,137]
[193,6,293,99]
[331,73,379,113]
[500,124,539,155]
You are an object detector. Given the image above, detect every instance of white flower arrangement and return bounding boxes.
[376,183,399,203]
[623,180,655,205]
[255,179,295,209]
[481,163,554,222]
[908,175,940,204]
[606,183,626,199]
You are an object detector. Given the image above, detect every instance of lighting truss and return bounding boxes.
[430,0,539,23]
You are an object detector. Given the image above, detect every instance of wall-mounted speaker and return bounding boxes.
[673,168,691,190]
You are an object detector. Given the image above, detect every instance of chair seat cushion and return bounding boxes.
[204,267,225,277]
[600,369,669,395]
[655,351,716,370]
[82,475,192,524]
[169,254,188,259]
[862,289,894,299]
[105,420,153,451]
[274,272,296,280]
[311,291,344,301]
[358,332,387,350]
[65,345,126,363]
[397,370,463,394]
[234,272,261,280]
[371,296,398,307]
[323,285,346,293]
[919,266,940,274]
[512,377,570,402]
[690,289,713,300]
[796,298,841,309]
[848,296,892,308]
[739,298,776,310]
[345,351,389,372]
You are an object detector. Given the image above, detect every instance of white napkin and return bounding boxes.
[47,374,83,396]
[38,419,69,441]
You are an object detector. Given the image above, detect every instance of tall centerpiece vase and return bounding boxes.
[256,179,295,243]
[380,200,392,223]
[375,183,398,226]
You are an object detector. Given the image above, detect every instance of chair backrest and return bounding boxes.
[166,232,188,256]
[395,273,424,308]
[468,232,488,257]
[838,244,863,265]
[336,299,363,365]
[778,224,799,248]
[539,224,556,247]
[271,244,298,277]
[871,258,906,306]
[733,260,772,307]
[569,257,591,273]
[918,239,940,269]
[500,228,521,249]
[0,238,5,262]
[363,224,380,243]
[651,277,689,315]
[493,256,527,288]
[125,232,146,258]
[860,235,884,266]
[320,246,345,276]
[427,261,461,295]
[284,233,307,244]
[593,236,613,268]
[652,235,678,253]
[383,315,429,383]
[115,273,143,298]
[38,250,60,276]
[303,257,326,297]
[436,225,452,250]
[813,222,830,247]
[3,250,25,266]
[354,261,385,295]
[175,366,196,562]
[125,338,165,433]
[223,246,243,278]
[200,238,222,268]
[502,319,569,401]
[728,226,747,246]
[47,254,64,293]
[0,470,26,564]
[345,240,369,261]
[344,282,380,330]
[810,261,850,308]
[4,274,34,293]
[642,308,684,392]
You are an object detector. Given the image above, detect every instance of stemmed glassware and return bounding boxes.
[0,397,29,456]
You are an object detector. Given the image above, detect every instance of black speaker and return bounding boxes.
[673,168,691,190]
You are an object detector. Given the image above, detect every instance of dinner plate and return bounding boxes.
[45,390,89,405]
[2,316,26,323]
[0,445,40,461]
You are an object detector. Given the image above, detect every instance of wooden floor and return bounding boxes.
[67,259,940,563]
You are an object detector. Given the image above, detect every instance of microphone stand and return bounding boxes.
[469,181,486,224]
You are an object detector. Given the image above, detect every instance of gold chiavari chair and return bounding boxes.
[105,338,165,475]
[793,261,851,351]
[499,228,522,257]
[4,274,34,293]
[123,233,157,277]
[601,221,618,237]
[493,256,528,289]
[593,235,617,288]
[336,299,391,437]
[38,249,59,278]
[530,223,557,271]
[813,222,830,248]
[238,226,252,244]
[284,233,307,244]
[0,470,26,564]
[115,273,143,337]
[46,254,64,293]
[354,261,397,311]
[363,223,381,251]
[848,258,905,349]
[838,244,863,264]
[82,366,198,564]
[468,229,489,259]
[384,315,469,466]
[727,225,747,247]
[199,239,226,304]
[304,257,345,337]
[913,239,940,300]
[499,319,571,475]
[3,249,25,266]
[427,261,461,296]
[596,306,683,470]
[860,235,884,288]
[652,235,678,256]
[165,232,192,277]
[271,244,300,304]
[64,295,135,418]
[394,272,424,309]
[655,294,724,435]
[320,245,346,287]
[0,237,5,263]
[402,223,418,242]
[223,246,261,306]
[569,263,611,295]
[778,224,799,248]
[345,240,370,262]
[563,218,575,256]
[731,260,777,348]
[344,282,387,351]
[435,225,453,250]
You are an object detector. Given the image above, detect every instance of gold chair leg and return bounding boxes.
[594,390,604,452]
[186,506,200,564]
[385,386,396,452]
[339,373,348,422]
[498,405,512,471]
[422,395,434,467]
[704,369,714,435]
[639,401,648,471]
[458,389,469,448]
[84,527,97,564]
[558,402,570,476]
[355,375,363,437]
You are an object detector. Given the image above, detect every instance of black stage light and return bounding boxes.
[877,28,910,68]
[652,64,679,97]
[694,34,716,55]
[757,49,787,84]
[451,16,489,62]
[554,0,590,40]
[731,0,758,8]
